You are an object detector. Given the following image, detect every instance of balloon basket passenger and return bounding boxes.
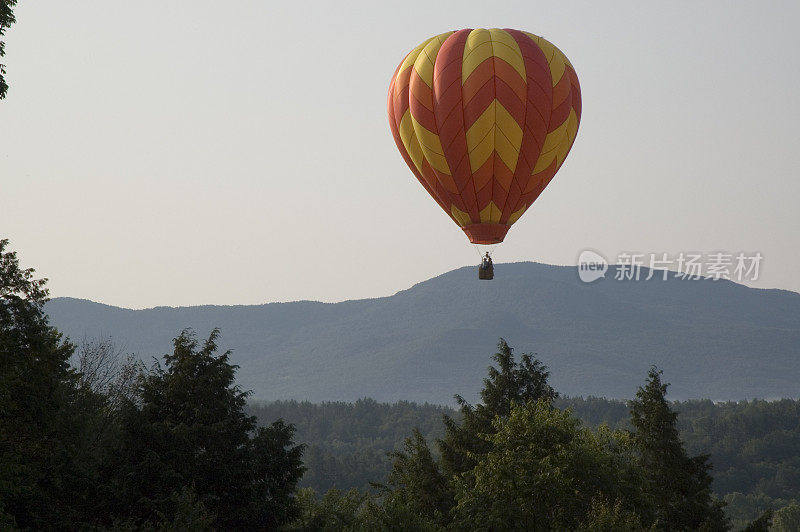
[479,252,494,280]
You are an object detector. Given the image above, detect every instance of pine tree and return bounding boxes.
[382,428,453,525]
[0,239,98,528]
[743,509,773,532]
[629,367,729,531]
[110,329,305,529]
[373,339,560,528]
[773,504,800,532]
[439,338,557,476]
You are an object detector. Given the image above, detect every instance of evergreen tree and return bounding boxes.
[109,329,305,529]
[773,504,800,532]
[629,367,729,531]
[287,487,368,531]
[742,509,772,532]
[438,338,557,476]
[0,239,101,528]
[381,429,452,525]
[376,339,561,529]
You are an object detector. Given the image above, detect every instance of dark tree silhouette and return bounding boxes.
[629,367,729,531]
[0,239,99,528]
[0,0,17,99]
[109,329,306,529]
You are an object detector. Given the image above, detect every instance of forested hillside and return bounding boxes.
[0,240,306,529]
[564,396,800,526]
[46,262,800,404]
[253,395,800,527]
[5,239,799,530]
[248,399,450,494]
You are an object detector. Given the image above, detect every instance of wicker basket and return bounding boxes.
[478,264,494,280]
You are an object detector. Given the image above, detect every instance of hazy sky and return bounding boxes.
[2,1,798,308]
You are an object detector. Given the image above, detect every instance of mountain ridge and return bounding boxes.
[45,262,800,405]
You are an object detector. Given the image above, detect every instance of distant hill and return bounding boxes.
[45,262,800,404]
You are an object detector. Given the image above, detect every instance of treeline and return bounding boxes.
[562,396,800,527]
[274,340,738,530]
[4,238,800,530]
[252,395,800,527]
[0,240,304,529]
[248,399,449,494]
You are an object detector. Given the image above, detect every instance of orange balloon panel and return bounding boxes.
[387,29,582,244]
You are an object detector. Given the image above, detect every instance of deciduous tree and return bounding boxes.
[452,400,647,531]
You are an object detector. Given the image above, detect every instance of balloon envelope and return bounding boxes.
[387,28,582,244]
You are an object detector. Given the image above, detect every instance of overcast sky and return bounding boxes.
[1,1,798,308]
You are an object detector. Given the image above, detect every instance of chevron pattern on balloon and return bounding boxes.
[388,28,582,244]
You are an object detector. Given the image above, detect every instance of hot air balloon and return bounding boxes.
[387,28,581,279]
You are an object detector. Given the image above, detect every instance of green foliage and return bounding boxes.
[577,498,646,531]
[0,238,103,528]
[563,396,800,525]
[288,487,368,531]
[376,338,564,529]
[742,509,772,532]
[280,340,581,530]
[160,486,216,531]
[0,0,16,99]
[629,367,729,531]
[439,338,557,476]
[452,400,646,531]
[773,503,800,532]
[555,395,631,430]
[249,398,450,493]
[257,391,800,529]
[4,241,798,529]
[108,329,306,529]
[287,487,443,532]
[2,240,312,527]
[721,492,780,529]
[355,494,444,532]
[283,344,797,530]
[381,429,453,525]
[679,399,800,505]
